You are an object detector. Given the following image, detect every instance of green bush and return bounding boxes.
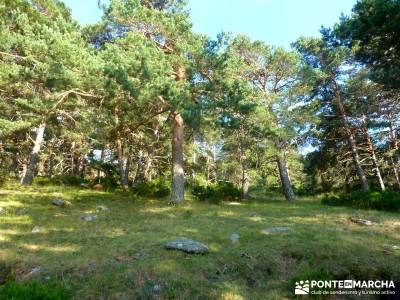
[192,181,241,203]
[321,190,400,211]
[0,282,69,300]
[0,170,7,187]
[35,176,88,187]
[133,178,170,197]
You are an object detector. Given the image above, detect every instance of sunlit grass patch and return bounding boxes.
[0,183,399,299]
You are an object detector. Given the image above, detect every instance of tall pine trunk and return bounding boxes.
[171,111,184,204]
[116,136,128,190]
[241,163,249,199]
[114,102,128,190]
[21,123,46,185]
[389,114,400,189]
[332,80,369,191]
[361,116,385,191]
[277,157,296,201]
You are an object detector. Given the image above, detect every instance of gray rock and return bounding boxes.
[349,217,373,226]
[97,205,108,211]
[17,208,29,215]
[165,238,209,254]
[230,233,240,243]
[383,244,400,251]
[21,267,44,280]
[52,199,66,207]
[152,284,162,294]
[261,227,291,235]
[31,226,41,233]
[81,214,98,221]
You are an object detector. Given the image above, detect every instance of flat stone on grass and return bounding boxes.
[165,238,209,254]
[230,233,240,243]
[349,217,373,226]
[52,198,66,207]
[31,226,41,233]
[81,214,98,221]
[261,226,292,235]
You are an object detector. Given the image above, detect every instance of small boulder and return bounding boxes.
[261,227,291,235]
[81,214,98,221]
[152,283,162,294]
[97,205,108,211]
[52,198,66,207]
[230,233,240,243]
[31,226,41,233]
[349,217,373,226]
[165,238,209,254]
[20,267,45,281]
[17,208,29,215]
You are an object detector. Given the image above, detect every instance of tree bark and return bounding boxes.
[114,102,128,190]
[389,113,400,189]
[361,115,385,191]
[21,122,46,185]
[277,156,296,201]
[171,111,185,204]
[332,79,369,191]
[116,136,128,190]
[241,161,249,199]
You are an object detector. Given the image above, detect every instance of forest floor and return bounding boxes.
[0,182,399,300]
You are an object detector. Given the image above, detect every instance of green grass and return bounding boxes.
[0,182,399,299]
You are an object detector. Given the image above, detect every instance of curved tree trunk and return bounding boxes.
[332,80,369,191]
[116,136,128,190]
[277,156,296,202]
[347,134,370,191]
[21,122,46,185]
[171,111,184,204]
[389,114,400,189]
[361,116,385,191]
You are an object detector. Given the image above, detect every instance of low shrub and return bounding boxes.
[192,181,241,203]
[321,190,400,211]
[0,170,8,187]
[35,176,87,187]
[0,282,69,300]
[133,178,170,197]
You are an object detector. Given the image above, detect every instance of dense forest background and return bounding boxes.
[1,0,399,204]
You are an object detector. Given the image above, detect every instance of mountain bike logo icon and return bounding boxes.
[295,280,310,295]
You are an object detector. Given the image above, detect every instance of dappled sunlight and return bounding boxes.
[217,210,238,217]
[226,202,243,206]
[219,283,246,300]
[140,207,173,214]
[21,243,79,253]
[247,216,265,223]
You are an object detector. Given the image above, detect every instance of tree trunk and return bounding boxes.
[361,116,385,191]
[171,111,184,204]
[332,80,369,191]
[114,102,128,190]
[123,154,131,186]
[133,151,146,186]
[116,136,128,190]
[347,134,370,191]
[389,114,400,189]
[277,157,296,201]
[21,122,46,185]
[241,162,249,199]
